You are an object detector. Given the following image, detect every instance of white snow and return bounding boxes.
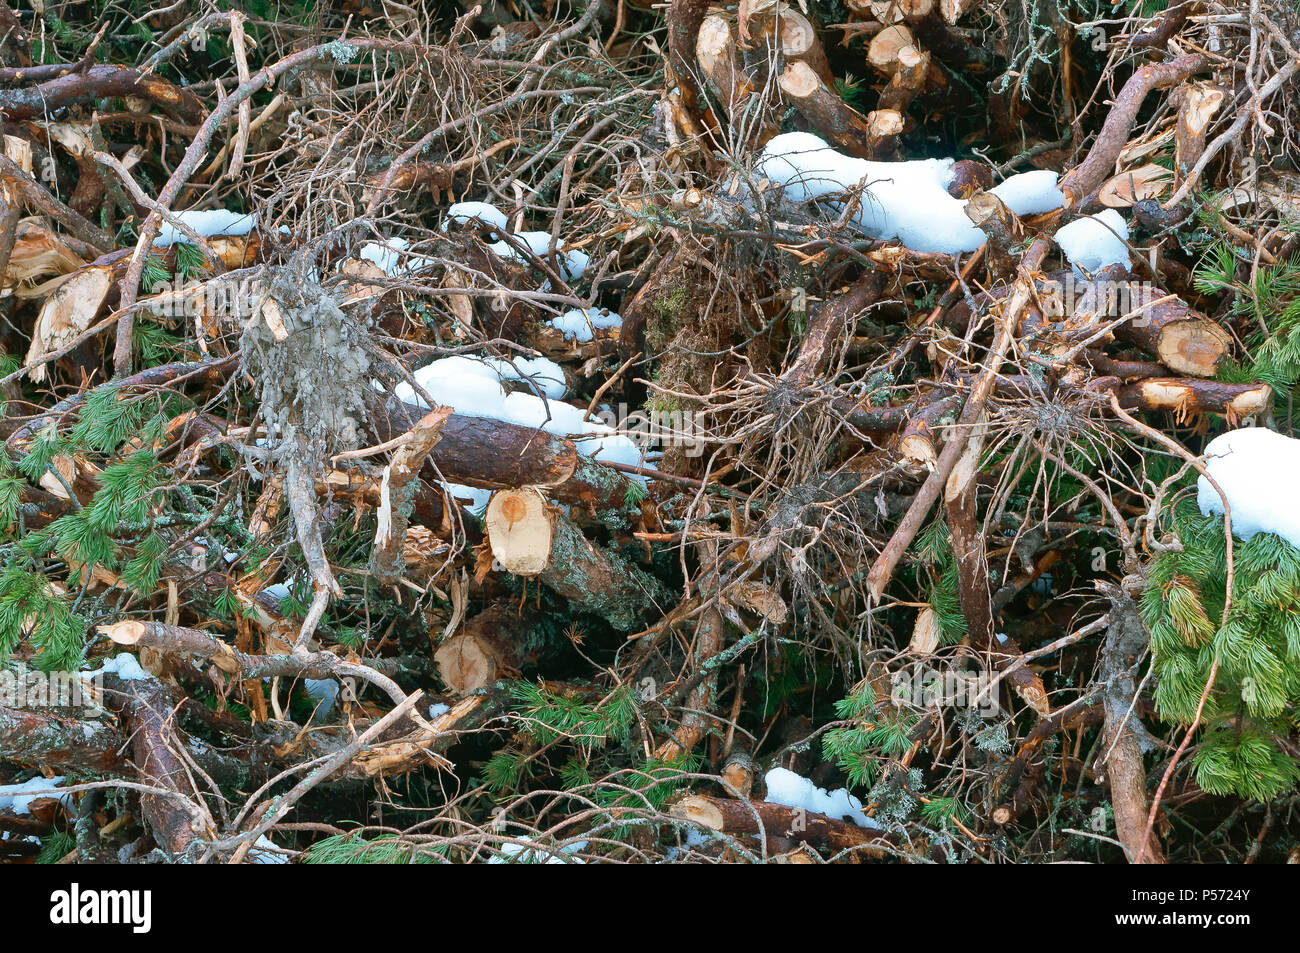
[261,582,292,602]
[763,766,880,829]
[393,356,644,470]
[81,654,151,682]
[488,836,588,864]
[989,169,1066,216]
[482,355,568,400]
[1054,208,1130,276]
[549,308,623,342]
[445,201,509,234]
[428,702,451,718]
[154,209,257,247]
[304,678,339,717]
[247,834,290,864]
[0,776,68,814]
[392,353,566,402]
[1197,427,1300,549]
[442,482,493,513]
[359,236,433,277]
[490,231,589,281]
[755,132,1064,255]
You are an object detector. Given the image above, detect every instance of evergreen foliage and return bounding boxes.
[1142,500,1300,800]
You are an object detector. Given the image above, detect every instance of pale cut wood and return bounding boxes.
[435,603,528,695]
[485,489,554,576]
[779,61,882,159]
[940,0,971,24]
[868,25,914,74]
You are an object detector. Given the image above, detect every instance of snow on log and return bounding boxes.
[1197,427,1300,548]
[756,131,1063,254]
[153,209,257,248]
[1054,208,1130,275]
[372,399,644,516]
[669,793,894,857]
[390,355,641,469]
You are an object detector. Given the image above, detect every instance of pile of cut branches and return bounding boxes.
[0,0,1298,865]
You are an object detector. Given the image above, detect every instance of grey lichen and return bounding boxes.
[240,268,373,466]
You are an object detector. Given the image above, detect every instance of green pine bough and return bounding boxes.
[1141,500,1300,801]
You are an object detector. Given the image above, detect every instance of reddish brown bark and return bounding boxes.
[0,64,204,123]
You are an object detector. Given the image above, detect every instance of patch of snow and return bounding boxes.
[763,766,880,829]
[755,132,1064,255]
[0,776,69,814]
[549,308,623,342]
[81,654,151,682]
[989,169,1065,216]
[154,209,257,247]
[393,353,566,402]
[444,201,509,234]
[359,236,434,277]
[482,355,568,400]
[1054,208,1130,276]
[393,357,645,471]
[261,582,292,602]
[1197,427,1300,549]
[490,231,588,281]
[428,702,451,718]
[247,835,290,864]
[442,482,493,513]
[488,836,588,864]
[304,678,339,717]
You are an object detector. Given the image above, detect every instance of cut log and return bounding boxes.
[856,0,935,23]
[669,794,895,857]
[435,603,528,695]
[868,25,915,74]
[778,60,882,159]
[950,157,997,197]
[537,514,664,631]
[702,10,780,146]
[749,4,832,84]
[1108,283,1232,378]
[1112,379,1271,422]
[485,489,555,576]
[722,748,757,798]
[878,44,930,114]
[864,109,905,159]
[964,190,1024,279]
[697,16,748,122]
[947,270,1232,378]
[371,396,645,516]
[896,392,960,470]
[940,0,972,23]
[1172,82,1225,192]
